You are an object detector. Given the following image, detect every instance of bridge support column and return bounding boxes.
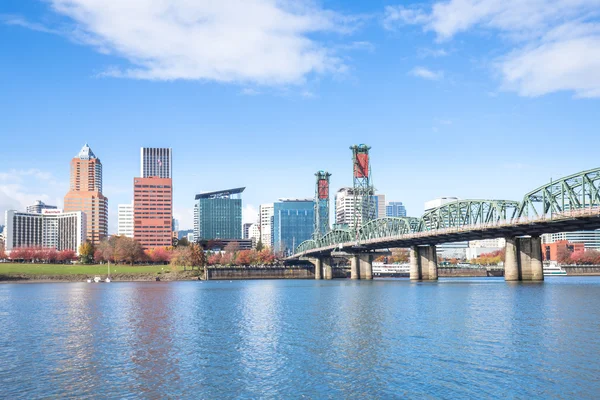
[410,246,420,280]
[505,236,544,282]
[323,257,333,280]
[427,245,438,281]
[419,246,430,280]
[359,254,373,280]
[410,245,438,281]
[314,258,322,280]
[350,255,359,280]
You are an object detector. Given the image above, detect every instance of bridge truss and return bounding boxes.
[294,158,600,256]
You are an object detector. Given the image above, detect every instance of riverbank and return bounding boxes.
[0,263,200,282]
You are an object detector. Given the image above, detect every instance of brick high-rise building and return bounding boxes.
[64,144,108,245]
[133,177,173,249]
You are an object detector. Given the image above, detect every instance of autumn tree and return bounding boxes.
[189,243,206,269]
[117,236,145,265]
[0,242,6,260]
[78,241,95,264]
[178,237,190,247]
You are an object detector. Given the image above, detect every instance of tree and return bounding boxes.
[557,245,573,264]
[177,237,190,247]
[255,239,264,252]
[170,246,191,268]
[57,249,77,263]
[117,237,145,265]
[189,243,206,269]
[78,241,95,264]
[0,242,6,260]
[149,247,172,264]
[236,250,252,266]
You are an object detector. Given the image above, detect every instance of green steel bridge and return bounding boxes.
[293,167,600,259]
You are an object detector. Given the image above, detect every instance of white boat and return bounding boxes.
[105,277,111,283]
[372,262,410,277]
[86,278,92,283]
[543,263,567,276]
[93,276,102,283]
[105,262,111,283]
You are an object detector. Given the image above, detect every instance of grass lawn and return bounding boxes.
[0,263,186,276]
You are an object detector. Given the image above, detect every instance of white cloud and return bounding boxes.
[21,0,359,85]
[0,170,66,224]
[243,204,259,224]
[410,66,444,80]
[385,0,600,98]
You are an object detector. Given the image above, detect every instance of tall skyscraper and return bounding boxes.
[134,148,173,249]
[133,177,173,249]
[272,199,314,256]
[386,201,407,217]
[64,144,108,245]
[26,200,58,214]
[117,203,134,238]
[141,147,172,178]
[194,188,244,241]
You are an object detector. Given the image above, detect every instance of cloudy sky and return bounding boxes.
[1,0,599,232]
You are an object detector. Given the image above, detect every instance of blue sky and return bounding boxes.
[1,0,599,233]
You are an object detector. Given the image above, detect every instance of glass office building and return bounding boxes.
[194,188,244,240]
[386,201,407,217]
[273,199,314,256]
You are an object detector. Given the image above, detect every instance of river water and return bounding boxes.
[1,277,599,399]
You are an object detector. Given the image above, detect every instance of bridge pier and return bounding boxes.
[359,254,373,280]
[323,257,333,280]
[313,258,322,280]
[505,236,544,281]
[350,255,359,280]
[410,245,438,281]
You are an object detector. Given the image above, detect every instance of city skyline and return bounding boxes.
[1,1,599,233]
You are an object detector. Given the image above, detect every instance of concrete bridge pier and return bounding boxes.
[410,245,438,281]
[505,236,544,281]
[350,255,360,280]
[359,254,373,280]
[410,246,420,280]
[323,257,333,280]
[313,257,323,280]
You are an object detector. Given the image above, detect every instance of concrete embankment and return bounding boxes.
[205,267,314,280]
[562,266,600,275]
[438,268,504,277]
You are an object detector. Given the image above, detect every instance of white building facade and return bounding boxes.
[259,203,274,247]
[335,188,382,229]
[117,203,134,238]
[5,209,86,254]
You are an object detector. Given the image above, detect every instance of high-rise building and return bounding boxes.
[141,147,172,179]
[259,203,274,247]
[117,203,134,238]
[243,222,253,239]
[272,199,315,256]
[374,194,386,218]
[4,209,86,254]
[194,188,244,241]
[133,177,173,249]
[386,201,407,217]
[63,144,108,245]
[26,200,58,214]
[335,187,378,229]
[248,223,260,247]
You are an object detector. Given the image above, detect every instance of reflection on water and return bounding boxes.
[1,278,600,398]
